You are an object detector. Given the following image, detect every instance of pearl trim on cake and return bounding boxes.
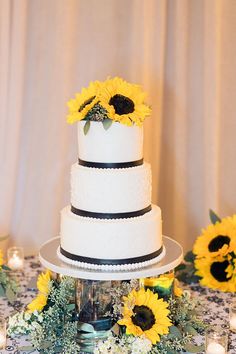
[57,245,166,271]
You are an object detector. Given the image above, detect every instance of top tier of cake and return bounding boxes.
[74,121,150,214]
[78,121,143,164]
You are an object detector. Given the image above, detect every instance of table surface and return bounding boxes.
[1,256,236,354]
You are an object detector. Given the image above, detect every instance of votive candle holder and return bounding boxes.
[7,246,24,271]
[205,325,228,354]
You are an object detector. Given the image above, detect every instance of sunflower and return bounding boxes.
[195,256,236,292]
[118,288,171,344]
[27,270,52,313]
[27,293,48,313]
[193,218,236,259]
[67,81,100,124]
[98,77,151,126]
[37,270,52,295]
[221,214,236,226]
[173,278,183,297]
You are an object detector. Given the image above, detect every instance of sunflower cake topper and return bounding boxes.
[176,209,236,292]
[67,77,151,134]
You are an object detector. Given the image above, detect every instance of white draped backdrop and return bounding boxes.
[0,0,236,255]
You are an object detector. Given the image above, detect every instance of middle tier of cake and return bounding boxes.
[71,162,151,213]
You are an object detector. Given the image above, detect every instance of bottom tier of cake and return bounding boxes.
[59,205,164,270]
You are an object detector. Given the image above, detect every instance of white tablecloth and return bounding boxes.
[1,256,236,353]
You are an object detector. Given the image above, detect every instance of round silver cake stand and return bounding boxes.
[39,236,183,280]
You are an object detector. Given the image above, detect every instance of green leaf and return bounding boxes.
[6,287,16,303]
[66,303,75,311]
[209,209,221,224]
[102,119,113,130]
[175,263,186,271]
[0,284,5,297]
[40,341,52,349]
[83,120,91,135]
[168,325,182,339]
[2,265,11,271]
[184,251,195,263]
[184,343,204,353]
[184,324,198,336]
[19,346,35,351]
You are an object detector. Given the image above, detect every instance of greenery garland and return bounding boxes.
[8,271,206,353]
[8,276,79,353]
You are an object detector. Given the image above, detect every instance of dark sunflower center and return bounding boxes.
[131,305,155,331]
[208,235,230,252]
[210,260,232,282]
[109,94,135,115]
[79,96,96,112]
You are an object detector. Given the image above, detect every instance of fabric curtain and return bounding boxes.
[0,0,236,255]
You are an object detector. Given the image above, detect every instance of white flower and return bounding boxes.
[8,311,31,337]
[24,312,31,321]
[37,314,43,322]
[31,321,40,329]
[95,334,130,354]
[131,337,152,353]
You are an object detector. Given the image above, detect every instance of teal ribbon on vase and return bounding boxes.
[77,320,111,352]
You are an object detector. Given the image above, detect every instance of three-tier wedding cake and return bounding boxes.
[57,77,165,270]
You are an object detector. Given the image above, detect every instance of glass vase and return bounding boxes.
[75,279,114,353]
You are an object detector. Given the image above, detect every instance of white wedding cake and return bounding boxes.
[57,77,166,270]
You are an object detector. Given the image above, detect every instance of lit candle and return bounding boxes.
[8,254,24,270]
[0,332,6,349]
[206,342,226,354]
[230,315,236,331]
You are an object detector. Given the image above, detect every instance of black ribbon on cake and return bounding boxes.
[60,246,163,265]
[78,158,143,169]
[71,205,152,219]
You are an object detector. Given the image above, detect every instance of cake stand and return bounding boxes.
[39,236,183,353]
[39,235,183,280]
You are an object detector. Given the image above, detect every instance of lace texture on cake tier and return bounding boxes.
[71,163,152,213]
